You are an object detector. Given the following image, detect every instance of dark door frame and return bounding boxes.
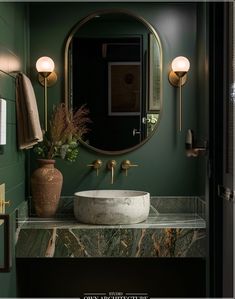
[208,2,234,297]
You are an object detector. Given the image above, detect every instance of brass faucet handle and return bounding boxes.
[87,160,103,176]
[121,160,138,169]
[107,160,117,170]
[121,160,138,176]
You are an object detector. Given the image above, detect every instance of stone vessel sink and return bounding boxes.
[74,190,150,225]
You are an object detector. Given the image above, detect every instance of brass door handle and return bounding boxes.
[0,199,10,214]
[0,184,10,214]
[133,128,141,136]
[0,214,11,272]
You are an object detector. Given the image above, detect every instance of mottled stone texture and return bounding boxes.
[74,190,150,225]
[16,227,205,258]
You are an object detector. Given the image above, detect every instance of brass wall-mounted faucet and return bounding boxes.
[121,160,138,176]
[107,160,117,184]
[87,160,103,176]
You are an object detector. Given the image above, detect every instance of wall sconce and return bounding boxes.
[168,56,190,132]
[36,56,57,131]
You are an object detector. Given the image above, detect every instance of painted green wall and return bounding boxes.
[0,2,28,297]
[196,3,209,196]
[29,2,207,196]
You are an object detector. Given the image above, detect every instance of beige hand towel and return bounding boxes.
[16,73,43,149]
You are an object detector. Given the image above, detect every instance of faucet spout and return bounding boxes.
[111,166,114,184]
[107,160,117,184]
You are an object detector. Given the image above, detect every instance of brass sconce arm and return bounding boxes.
[168,56,190,132]
[36,56,57,132]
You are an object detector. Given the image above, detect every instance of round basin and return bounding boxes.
[74,190,150,225]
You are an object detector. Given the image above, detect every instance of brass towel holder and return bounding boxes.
[0,184,11,272]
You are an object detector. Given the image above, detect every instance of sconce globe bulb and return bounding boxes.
[36,56,55,73]
[171,56,190,72]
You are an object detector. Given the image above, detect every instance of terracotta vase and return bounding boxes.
[31,159,63,217]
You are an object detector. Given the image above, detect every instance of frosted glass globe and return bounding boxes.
[171,56,190,72]
[36,56,54,73]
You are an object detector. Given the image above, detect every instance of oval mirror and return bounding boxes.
[64,10,162,154]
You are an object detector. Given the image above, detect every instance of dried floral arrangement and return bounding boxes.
[34,103,90,162]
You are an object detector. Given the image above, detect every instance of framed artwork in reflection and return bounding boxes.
[108,62,141,116]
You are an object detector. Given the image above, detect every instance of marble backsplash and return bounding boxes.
[28,196,206,219]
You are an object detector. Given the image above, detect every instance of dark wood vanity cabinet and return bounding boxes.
[17,258,206,297]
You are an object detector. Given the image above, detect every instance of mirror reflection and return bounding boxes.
[65,11,162,154]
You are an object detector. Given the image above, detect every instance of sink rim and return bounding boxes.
[74,189,150,199]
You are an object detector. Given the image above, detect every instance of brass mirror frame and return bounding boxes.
[64,9,163,155]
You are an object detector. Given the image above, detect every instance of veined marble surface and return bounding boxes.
[16,227,205,258]
[16,202,206,258]
[16,213,205,229]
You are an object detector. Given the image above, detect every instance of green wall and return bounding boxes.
[196,3,209,196]
[29,2,207,196]
[0,2,28,297]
